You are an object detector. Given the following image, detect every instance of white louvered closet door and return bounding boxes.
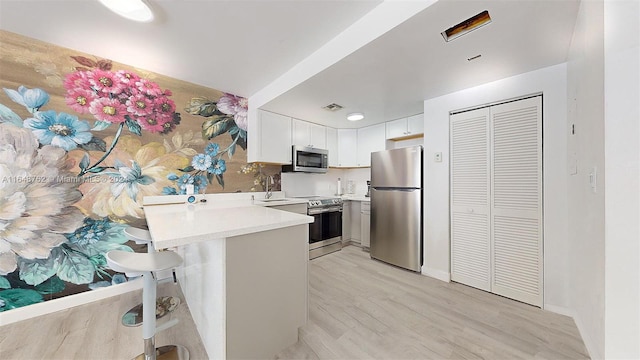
[450,108,491,291]
[490,97,542,307]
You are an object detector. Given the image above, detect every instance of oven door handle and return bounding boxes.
[308,207,343,215]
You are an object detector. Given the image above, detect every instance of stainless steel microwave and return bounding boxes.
[282,145,328,173]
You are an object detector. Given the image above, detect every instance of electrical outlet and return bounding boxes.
[434,152,442,162]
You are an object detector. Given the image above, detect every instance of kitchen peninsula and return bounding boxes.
[143,195,313,359]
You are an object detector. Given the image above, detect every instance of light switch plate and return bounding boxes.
[434,152,442,162]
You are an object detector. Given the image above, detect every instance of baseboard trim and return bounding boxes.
[572,312,601,360]
[0,277,142,326]
[422,267,450,282]
[544,304,599,360]
[543,303,575,318]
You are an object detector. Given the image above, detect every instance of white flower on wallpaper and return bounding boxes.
[0,123,85,275]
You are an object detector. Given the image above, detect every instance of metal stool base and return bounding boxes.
[132,345,189,360]
[122,296,181,327]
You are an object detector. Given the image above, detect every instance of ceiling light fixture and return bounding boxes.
[347,113,364,121]
[98,0,154,23]
[441,10,491,42]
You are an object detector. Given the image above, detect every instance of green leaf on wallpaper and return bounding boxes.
[0,276,10,289]
[184,97,217,117]
[91,120,111,131]
[79,137,107,152]
[56,251,95,285]
[0,103,23,127]
[216,174,225,188]
[206,171,214,185]
[236,132,247,150]
[87,166,106,174]
[228,142,236,159]
[202,115,232,140]
[34,276,65,295]
[179,165,195,173]
[0,289,43,311]
[79,153,90,171]
[125,117,142,136]
[17,255,57,286]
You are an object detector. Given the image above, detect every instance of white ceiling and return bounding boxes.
[263,0,580,128]
[0,0,579,130]
[0,0,381,97]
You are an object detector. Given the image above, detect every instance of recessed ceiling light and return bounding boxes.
[98,0,154,23]
[441,10,492,42]
[347,113,364,121]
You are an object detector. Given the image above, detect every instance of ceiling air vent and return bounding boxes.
[441,10,492,42]
[322,103,344,111]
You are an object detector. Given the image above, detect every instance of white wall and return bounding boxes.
[566,1,605,358]
[422,64,570,307]
[603,1,640,358]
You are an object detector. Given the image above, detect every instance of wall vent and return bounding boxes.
[322,103,344,111]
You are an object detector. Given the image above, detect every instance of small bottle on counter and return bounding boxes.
[337,178,342,196]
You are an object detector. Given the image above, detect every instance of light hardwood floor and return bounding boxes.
[276,246,589,360]
[1,245,589,359]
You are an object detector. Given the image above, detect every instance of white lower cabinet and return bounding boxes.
[342,201,351,244]
[341,200,371,248]
[360,202,370,249]
[350,201,361,245]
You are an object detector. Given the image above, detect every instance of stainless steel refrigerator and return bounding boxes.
[370,145,423,272]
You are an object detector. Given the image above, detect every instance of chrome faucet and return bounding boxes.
[265,175,274,199]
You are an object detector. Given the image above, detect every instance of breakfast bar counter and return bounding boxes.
[143,196,313,359]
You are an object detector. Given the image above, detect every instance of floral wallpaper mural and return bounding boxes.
[0,30,281,311]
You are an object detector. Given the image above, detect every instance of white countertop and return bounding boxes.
[341,194,371,202]
[252,198,309,206]
[144,200,313,249]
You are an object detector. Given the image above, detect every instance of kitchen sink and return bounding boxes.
[259,198,290,202]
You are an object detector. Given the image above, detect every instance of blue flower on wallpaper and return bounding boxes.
[174,173,208,194]
[208,158,226,175]
[103,160,155,199]
[192,153,212,171]
[23,110,92,151]
[204,143,219,157]
[3,85,50,113]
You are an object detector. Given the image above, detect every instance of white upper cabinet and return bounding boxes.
[326,127,338,167]
[385,113,424,139]
[337,129,357,167]
[292,119,326,149]
[407,113,424,135]
[356,123,386,167]
[254,110,292,164]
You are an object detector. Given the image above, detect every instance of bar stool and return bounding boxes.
[107,249,189,360]
[121,227,181,327]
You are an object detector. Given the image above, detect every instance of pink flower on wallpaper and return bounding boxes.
[134,78,163,97]
[64,71,90,90]
[65,88,96,114]
[217,93,248,131]
[114,69,140,85]
[126,93,154,117]
[89,97,127,123]
[137,113,173,133]
[87,69,125,95]
[154,97,176,116]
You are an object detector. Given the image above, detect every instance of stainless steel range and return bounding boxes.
[296,196,343,259]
